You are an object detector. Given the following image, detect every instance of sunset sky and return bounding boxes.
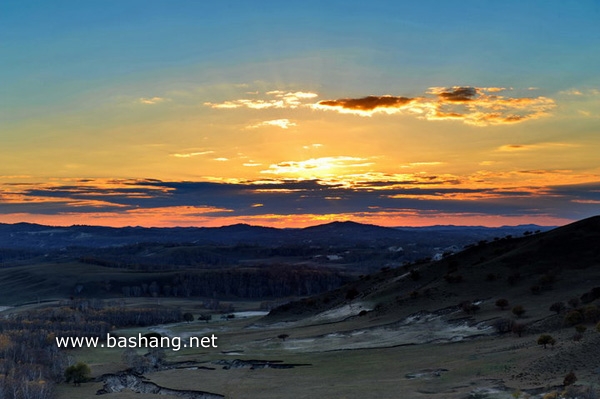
[1,1,599,228]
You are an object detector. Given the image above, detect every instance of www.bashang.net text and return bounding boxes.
[55,333,218,352]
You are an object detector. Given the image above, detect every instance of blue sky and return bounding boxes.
[4,1,598,105]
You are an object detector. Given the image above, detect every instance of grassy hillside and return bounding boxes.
[0,262,179,305]
[269,215,600,322]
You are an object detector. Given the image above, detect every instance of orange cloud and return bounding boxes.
[316,86,556,126]
[317,95,414,111]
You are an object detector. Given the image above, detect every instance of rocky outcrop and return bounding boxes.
[96,372,223,398]
[214,359,311,370]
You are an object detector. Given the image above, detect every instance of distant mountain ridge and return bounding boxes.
[0,220,553,250]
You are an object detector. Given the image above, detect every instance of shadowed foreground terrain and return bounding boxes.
[2,217,600,398]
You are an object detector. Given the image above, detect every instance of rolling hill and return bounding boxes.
[0,220,551,305]
[269,215,600,320]
[259,216,600,394]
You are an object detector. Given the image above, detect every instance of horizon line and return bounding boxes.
[0,219,563,231]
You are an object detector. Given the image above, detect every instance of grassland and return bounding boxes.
[5,217,600,398]
[46,290,600,399]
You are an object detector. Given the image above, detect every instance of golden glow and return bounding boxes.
[2,81,599,228]
[0,209,573,229]
[260,156,374,179]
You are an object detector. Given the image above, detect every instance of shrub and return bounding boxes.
[64,362,91,386]
[512,305,526,318]
[564,310,583,326]
[537,334,556,349]
[278,334,289,341]
[496,298,509,310]
[583,305,600,323]
[198,314,212,323]
[563,371,577,387]
[183,312,194,323]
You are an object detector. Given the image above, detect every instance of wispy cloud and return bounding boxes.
[572,199,600,204]
[559,88,600,97]
[401,162,444,169]
[303,144,323,149]
[138,96,169,105]
[496,142,579,152]
[205,91,318,109]
[560,89,584,96]
[246,119,297,129]
[171,150,215,158]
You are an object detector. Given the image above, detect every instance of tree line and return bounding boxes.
[114,266,349,299]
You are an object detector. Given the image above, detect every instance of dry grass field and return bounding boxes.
[53,293,600,399]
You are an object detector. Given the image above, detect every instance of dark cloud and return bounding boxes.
[317,95,414,111]
[2,179,599,223]
[436,86,478,102]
